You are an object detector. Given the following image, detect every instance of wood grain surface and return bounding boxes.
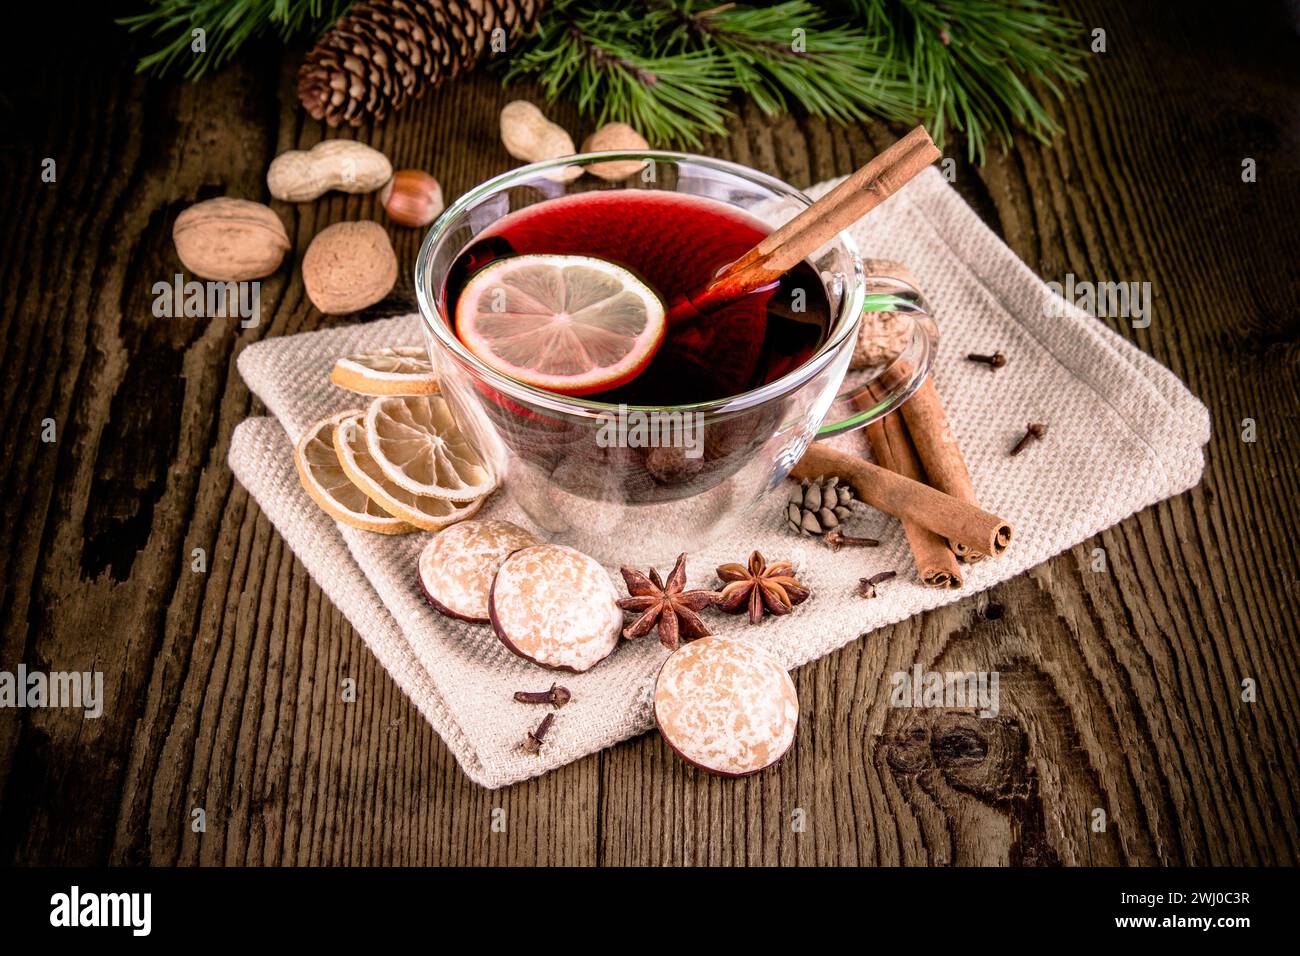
[1,0,1297,866]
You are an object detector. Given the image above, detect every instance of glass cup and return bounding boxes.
[415,151,935,564]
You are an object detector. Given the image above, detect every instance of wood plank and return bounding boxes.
[0,0,1296,866]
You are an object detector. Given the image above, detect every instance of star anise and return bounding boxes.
[716,551,811,625]
[617,553,718,650]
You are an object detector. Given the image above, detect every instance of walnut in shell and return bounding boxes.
[301,221,397,315]
[581,123,649,181]
[172,197,290,282]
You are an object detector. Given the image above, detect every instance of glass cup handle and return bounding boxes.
[815,276,938,438]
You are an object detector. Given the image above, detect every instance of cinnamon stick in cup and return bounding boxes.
[790,443,1011,558]
[672,127,942,322]
[866,413,963,588]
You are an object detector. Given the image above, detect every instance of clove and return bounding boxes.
[1010,422,1047,456]
[966,351,1007,370]
[824,529,880,552]
[513,683,572,708]
[522,713,555,755]
[858,570,898,599]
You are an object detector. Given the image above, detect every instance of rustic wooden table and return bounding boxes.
[2,1,1297,866]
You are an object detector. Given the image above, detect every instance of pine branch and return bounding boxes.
[508,0,1084,160]
[505,6,735,148]
[117,0,1088,164]
[838,0,1087,161]
[505,0,920,148]
[119,0,350,79]
[663,2,916,126]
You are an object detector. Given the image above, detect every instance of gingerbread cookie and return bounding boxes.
[418,519,540,622]
[654,636,798,776]
[490,544,622,672]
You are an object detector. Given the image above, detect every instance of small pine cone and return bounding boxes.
[298,0,546,127]
[785,475,856,535]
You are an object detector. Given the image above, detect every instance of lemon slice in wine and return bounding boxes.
[455,254,666,396]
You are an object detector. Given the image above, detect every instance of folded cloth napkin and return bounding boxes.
[230,167,1209,788]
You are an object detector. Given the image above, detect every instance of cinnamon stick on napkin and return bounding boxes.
[863,260,990,562]
[792,260,1011,585]
[790,443,1010,559]
[900,379,986,561]
[865,411,963,587]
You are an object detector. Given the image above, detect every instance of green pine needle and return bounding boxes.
[119,0,349,79]
[842,0,1088,161]
[505,7,735,149]
[659,3,917,127]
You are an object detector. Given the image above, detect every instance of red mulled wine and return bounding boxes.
[442,190,831,405]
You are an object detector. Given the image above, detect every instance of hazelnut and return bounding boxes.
[380,170,445,228]
[581,123,649,181]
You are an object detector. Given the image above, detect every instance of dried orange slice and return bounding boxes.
[294,411,415,534]
[330,346,439,396]
[364,394,496,500]
[455,254,666,396]
[332,413,483,531]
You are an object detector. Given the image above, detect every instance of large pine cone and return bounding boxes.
[298,0,545,127]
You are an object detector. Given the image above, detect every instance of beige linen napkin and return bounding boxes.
[229,167,1209,788]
